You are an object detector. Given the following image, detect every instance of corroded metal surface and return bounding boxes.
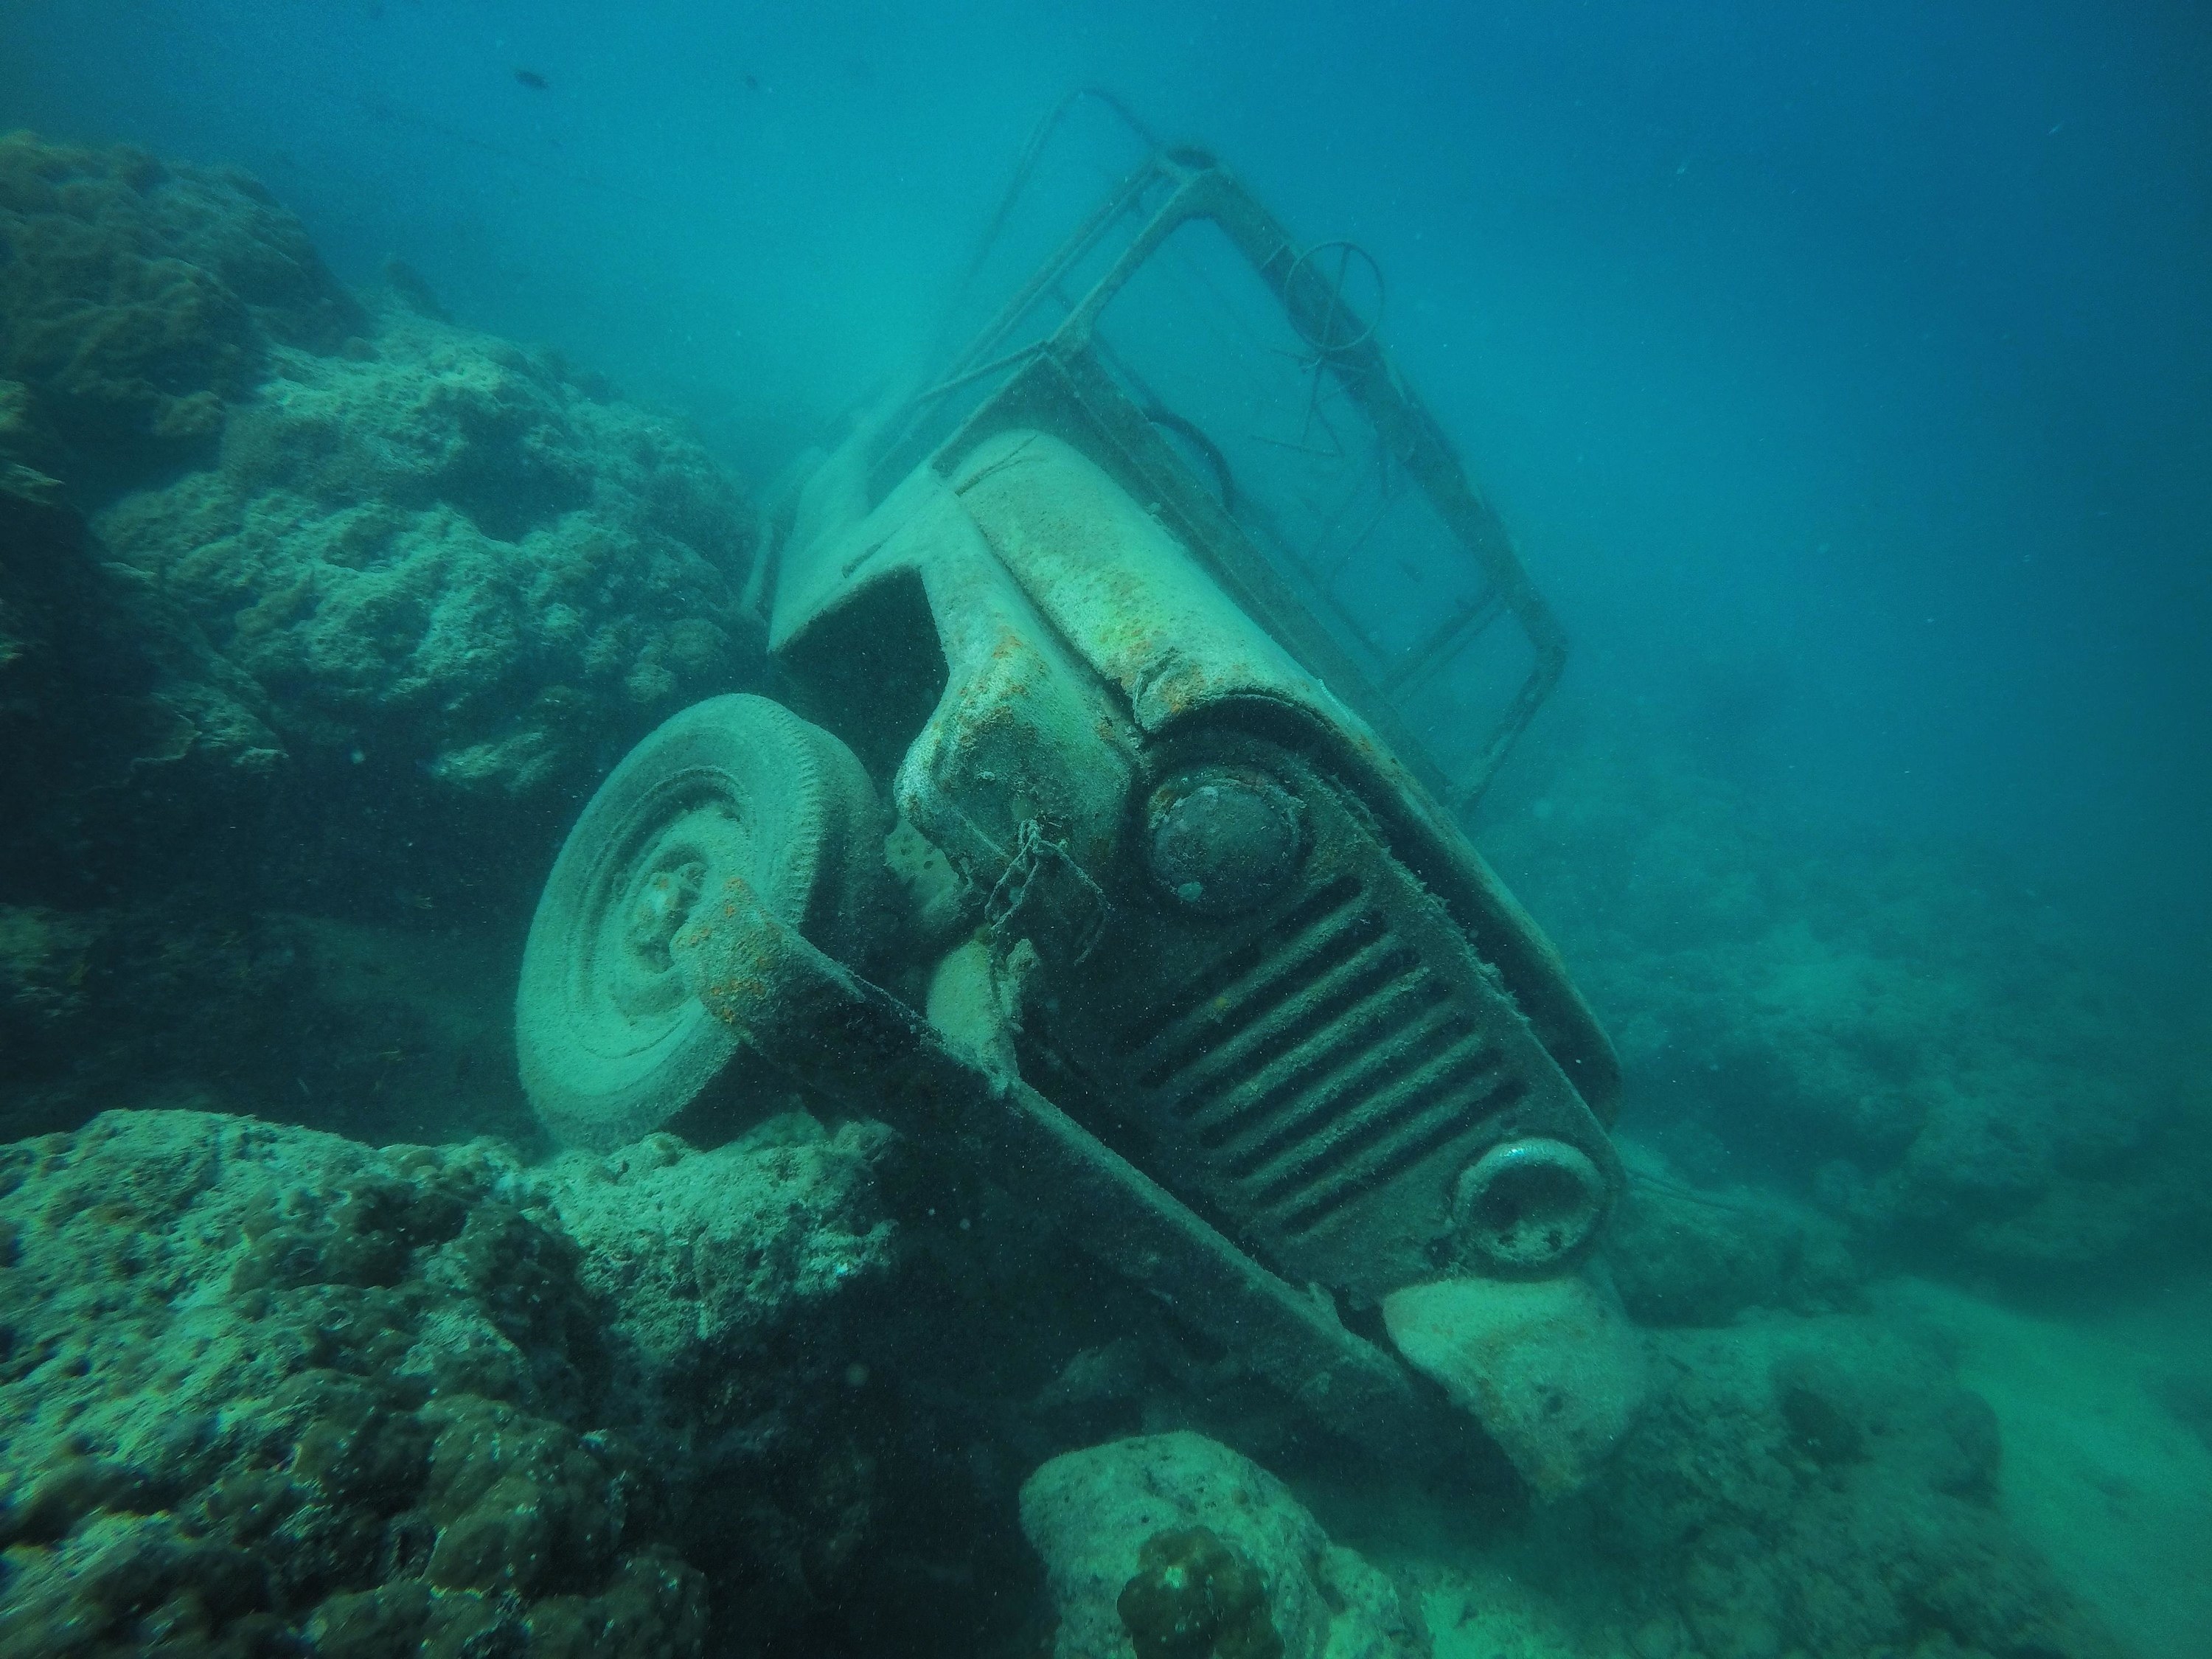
[532,134,1635,1476]
[949,428,1619,1117]
[1032,728,1621,1306]
[672,872,1448,1464]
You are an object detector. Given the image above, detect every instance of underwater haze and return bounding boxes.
[4,2,2211,1658]
[8,0,2207,964]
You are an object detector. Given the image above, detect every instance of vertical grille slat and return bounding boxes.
[1156,936,1424,1119]
[1110,862,1539,1251]
[1124,898,1380,1093]
[1245,1034,1501,1203]
[1279,1075,1532,1234]
[1106,876,1363,1057]
[1058,742,1593,1298]
[1192,978,1455,1153]
[1277,1101,1472,1232]
[1221,1022,1495,1177]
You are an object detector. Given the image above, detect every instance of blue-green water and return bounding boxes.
[1,4,2205,1657]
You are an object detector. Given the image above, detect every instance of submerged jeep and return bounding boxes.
[518,116,1638,1488]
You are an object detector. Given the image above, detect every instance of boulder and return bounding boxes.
[1380,1272,1647,1498]
[98,309,763,809]
[1019,1430,1427,1659]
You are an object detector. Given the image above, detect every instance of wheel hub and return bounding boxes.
[624,858,706,967]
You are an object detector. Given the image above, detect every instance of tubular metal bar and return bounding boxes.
[883,151,1183,478]
[931,86,1169,362]
[913,340,1052,408]
[1065,160,1569,807]
[1384,591,1506,696]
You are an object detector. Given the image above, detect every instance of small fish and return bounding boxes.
[515,68,549,91]
[742,72,761,92]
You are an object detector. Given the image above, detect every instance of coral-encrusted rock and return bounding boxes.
[1484,729,2212,1284]
[0,471,282,908]
[2,135,765,922]
[1563,1312,2121,1659]
[543,1122,899,1627]
[1601,1158,1863,1327]
[98,309,764,805]
[1020,1432,1428,1659]
[0,131,363,488]
[545,1123,895,1430]
[0,1108,896,1657]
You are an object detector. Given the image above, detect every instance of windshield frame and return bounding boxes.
[882,145,1569,813]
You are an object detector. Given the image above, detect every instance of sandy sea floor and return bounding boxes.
[1882,1279,2212,1659]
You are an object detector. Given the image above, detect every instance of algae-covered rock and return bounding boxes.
[0,1107,897,1656]
[0,131,363,489]
[97,308,763,807]
[2,134,765,926]
[546,1121,896,1399]
[543,1115,902,1638]
[0,1110,679,1655]
[1118,1526,1282,1659]
[1020,1431,1427,1659]
[0,473,282,909]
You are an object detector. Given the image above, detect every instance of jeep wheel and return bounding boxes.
[516,693,884,1150]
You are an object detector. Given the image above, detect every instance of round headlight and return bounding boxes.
[1453,1138,1609,1270]
[1146,769,1303,917]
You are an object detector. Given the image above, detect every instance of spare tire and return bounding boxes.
[516,693,884,1150]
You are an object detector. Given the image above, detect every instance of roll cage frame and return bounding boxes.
[865,139,1570,815]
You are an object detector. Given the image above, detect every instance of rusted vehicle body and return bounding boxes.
[518,120,1636,1480]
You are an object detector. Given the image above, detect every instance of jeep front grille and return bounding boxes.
[1041,739,1615,1303]
[1113,874,1536,1239]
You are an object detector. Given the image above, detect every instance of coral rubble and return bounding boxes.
[1562,1311,2123,1659]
